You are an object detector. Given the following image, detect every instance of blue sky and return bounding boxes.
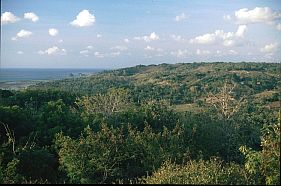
[1,0,281,68]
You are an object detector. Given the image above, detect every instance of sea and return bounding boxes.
[0,68,104,90]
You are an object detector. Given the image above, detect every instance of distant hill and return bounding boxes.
[30,62,280,110]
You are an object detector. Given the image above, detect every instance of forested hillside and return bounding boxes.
[0,62,280,184]
[31,62,280,106]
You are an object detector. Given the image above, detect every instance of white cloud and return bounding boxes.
[38,46,67,55]
[196,49,211,55]
[17,30,32,37]
[144,45,155,51]
[58,39,63,43]
[190,33,216,44]
[235,25,247,37]
[223,15,232,21]
[45,46,60,55]
[171,49,189,57]
[134,32,159,42]
[144,46,163,52]
[24,12,39,22]
[86,45,93,49]
[97,34,102,38]
[1,12,20,24]
[223,40,235,47]
[124,38,130,43]
[17,51,24,55]
[143,32,159,42]
[235,7,281,24]
[260,43,278,53]
[190,25,247,47]
[11,29,32,40]
[171,34,184,42]
[70,10,95,27]
[49,28,59,36]
[228,50,238,55]
[94,51,104,58]
[80,50,89,54]
[80,47,92,57]
[276,23,281,31]
[175,13,186,22]
[80,50,89,57]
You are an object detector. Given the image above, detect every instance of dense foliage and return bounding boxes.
[0,62,280,184]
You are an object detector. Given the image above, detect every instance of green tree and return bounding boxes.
[240,119,280,185]
[142,157,253,185]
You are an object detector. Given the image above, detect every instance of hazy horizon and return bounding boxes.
[0,61,280,70]
[1,0,281,69]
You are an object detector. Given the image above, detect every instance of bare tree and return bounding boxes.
[206,82,246,120]
[76,88,131,117]
[1,121,16,155]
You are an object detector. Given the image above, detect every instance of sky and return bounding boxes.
[1,0,281,69]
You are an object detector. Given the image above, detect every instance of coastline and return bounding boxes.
[0,80,49,90]
[0,68,104,90]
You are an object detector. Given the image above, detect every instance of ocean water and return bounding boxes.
[0,68,104,90]
[0,68,104,82]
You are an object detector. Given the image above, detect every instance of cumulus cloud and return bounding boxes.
[144,46,163,52]
[190,33,216,44]
[96,34,102,38]
[190,25,247,47]
[260,43,278,53]
[49,28,58,36]
[38,46,67,55]
[171,49,189,57]
[1,12,20,24]
[235,25,247,37]
[24,12,39,22]
[175,13,186,22]
[70,10,95,27]
[171,34,184,42]
[124,38,130,43]
[148,32,159,41]
[17,51,24,55]
[134,32,159,42]
[11,29,32,40]
[235,7,281,24]
[196,49,211,55]
[223,40,235,47]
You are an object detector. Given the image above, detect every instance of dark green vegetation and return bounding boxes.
[0,62,280,184]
